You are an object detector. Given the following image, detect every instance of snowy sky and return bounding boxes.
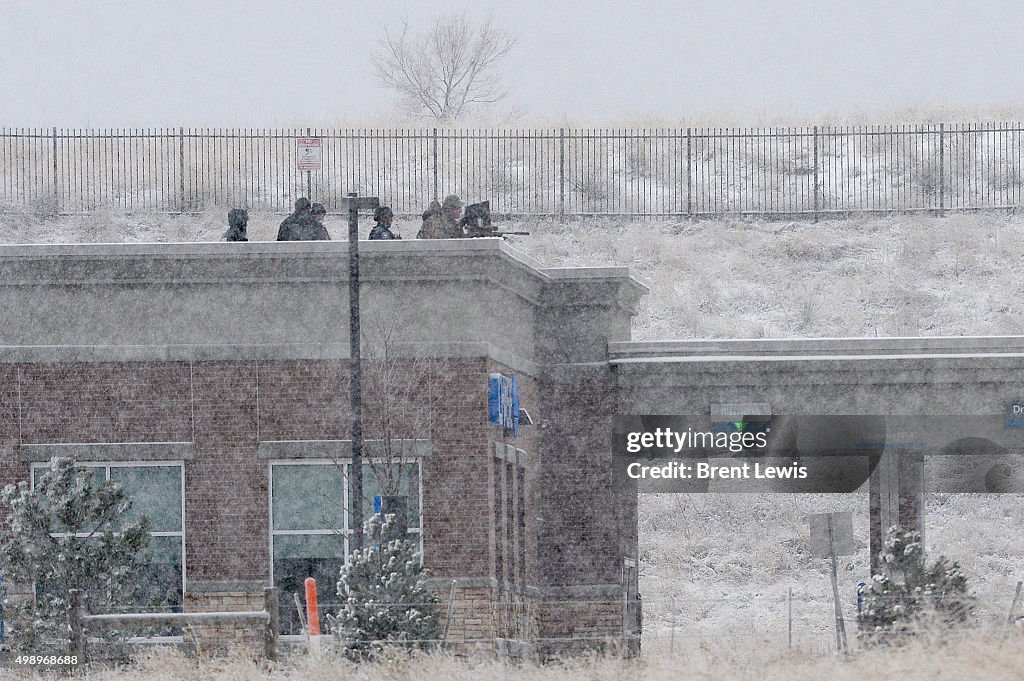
[1,0,1022,127]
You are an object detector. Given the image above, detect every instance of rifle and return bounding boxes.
[466,227,531,238]
[460,201,530,237]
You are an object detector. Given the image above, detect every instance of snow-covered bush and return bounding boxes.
[858,526,974,645]
[0,457,151,653]
[330,513,440,660]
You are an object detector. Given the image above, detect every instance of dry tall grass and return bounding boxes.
[9,632,1020,681]
[636,493,1023,652]
[505,211,1024,339]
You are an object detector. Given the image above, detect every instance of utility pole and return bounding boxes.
[345,192,379,552]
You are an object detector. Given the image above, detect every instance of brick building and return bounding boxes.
[0,239,647,655]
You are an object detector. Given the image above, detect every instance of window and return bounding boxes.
[269,460,422,636]
[30,462,185,615]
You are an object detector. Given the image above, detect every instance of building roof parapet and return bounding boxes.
[610,335,1024,362]
[0,239,646,316]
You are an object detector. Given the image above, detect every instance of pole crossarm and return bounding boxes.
[342,196,381,211]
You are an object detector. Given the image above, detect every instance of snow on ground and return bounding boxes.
[637,492,1023,651]
[506,212,1024,340]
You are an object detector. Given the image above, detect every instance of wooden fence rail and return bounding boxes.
[68,587,279,662]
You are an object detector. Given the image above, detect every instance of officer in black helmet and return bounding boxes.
[223,208,249,242]
[307,202,331,240]
[369,206,401,240]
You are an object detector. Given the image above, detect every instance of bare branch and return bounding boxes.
[358,308,438,500]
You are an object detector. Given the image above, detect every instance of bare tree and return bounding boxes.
[361,313,436,505]
[322,309,438,540]
[373,12,516,122]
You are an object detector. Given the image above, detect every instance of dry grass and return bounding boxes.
[636,493,1024,650]
[9,632,1021,681]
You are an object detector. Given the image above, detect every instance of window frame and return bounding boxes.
[28,460,187,632]
[267,457,424,640]
[268,458,424,578]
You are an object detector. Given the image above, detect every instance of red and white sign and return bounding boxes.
[296,138,322,171]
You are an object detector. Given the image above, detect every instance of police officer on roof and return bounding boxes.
[276,197,312,241]
[223,208,249,242]
[369,206,401,240]
[417,194,464,239]
[307,203,330,240]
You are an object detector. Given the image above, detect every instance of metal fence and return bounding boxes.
[2,125,1023,217]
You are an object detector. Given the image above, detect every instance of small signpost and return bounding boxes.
[809,511,854,654]
[296,137,322,201]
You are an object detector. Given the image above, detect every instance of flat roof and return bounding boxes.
[609,336,1024,363]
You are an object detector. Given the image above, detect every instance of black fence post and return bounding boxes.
[178,127,186,213]
[559,128,566,222]
[812,125,820,222]
[432,128,439,201]
[938,123,946,215]
[686,127,692,216]
[51,127,59,215]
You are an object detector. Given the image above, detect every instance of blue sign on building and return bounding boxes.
[488,373,519,436]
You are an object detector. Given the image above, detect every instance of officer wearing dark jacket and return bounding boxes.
[277,197,312,241]
[303,203,331,240]
[223,208,249,242]
[369,206,401,240]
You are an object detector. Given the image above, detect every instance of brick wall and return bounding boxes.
[0,365,24,524]
[0,354,635,655]
[420,359,491,578]
[188,361,266,582]
[535,373,623,587]
[19,362,192,444]
[258,360,349,441]
[531,598,626,660]
[441,584,496,641]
